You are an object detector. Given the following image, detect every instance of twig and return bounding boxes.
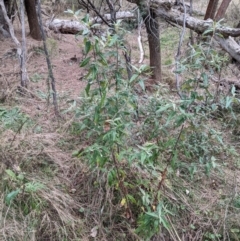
[123,48,132,81]
[189,0,194,45]
[0,0,27,88]
[8,119,29,149]
[36,0,59,117]
[3,201,11,241]
[20,0,28,88]
[175,0,187,99]
[112,150,133,220]
[78,0,110,27]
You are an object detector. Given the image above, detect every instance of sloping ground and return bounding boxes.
[1,5,240,241]
[0,20,90,241]
[0,27,85,101]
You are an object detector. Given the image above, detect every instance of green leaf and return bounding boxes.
[126,194,137,204]
[80,57,91,67]
[82,28,89,35]
[84,40,92,55]
[25,182,45,192]
[139,79,145,91]
[146,211,159,219]
[85,83,91,96]
[72,150,80,157]
[90,65,97,80]
[5,169,17,180]
[231,85,236,95]
[95,40,100,54]
[107,169,116,186]
[129,74,138,84]
[91,23,101,28]
[17,173,24,181]
[231,228,240,233]
[203,28,213,36]
[74,9,81,16]
[82,14,89,23]
[98,53,108,66]
[156,104,172,114]
[225,96,232,109]
[5,189,20,205]
[64,9,74,14]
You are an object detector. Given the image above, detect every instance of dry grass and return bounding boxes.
[0,123,87,240]
[1,1,240,240]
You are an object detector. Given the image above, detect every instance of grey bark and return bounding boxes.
[20,0,28,87]
[154,1,240,62]
[46,11,135,34]
[37,0,59,116]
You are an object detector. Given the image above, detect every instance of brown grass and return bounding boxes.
[1,1,240,240]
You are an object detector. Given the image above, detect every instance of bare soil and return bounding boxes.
[0,29,86,98]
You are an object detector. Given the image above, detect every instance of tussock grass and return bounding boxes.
[1,4,240,240]
[0,122,87,240]
[1,75,240,241]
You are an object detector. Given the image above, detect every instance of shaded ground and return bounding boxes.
[1,3,240,240]
[0,29,86,99]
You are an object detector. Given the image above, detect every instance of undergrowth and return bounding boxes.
[1,11,240,241]
[69,17,240,241]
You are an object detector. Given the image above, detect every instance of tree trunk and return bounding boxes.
[215,0,232,21]
[4,0,16,20]
[127,0,162,83]
[37,0,59,116]
[143,10,161,83]
[25,0,42,40]
[204,0,219,20]
[0,0,16,36]
[20,0,28,87]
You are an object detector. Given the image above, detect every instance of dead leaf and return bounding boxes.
[90,226,98,238]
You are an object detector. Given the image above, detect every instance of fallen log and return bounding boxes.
[46,19,87,34]
[155,7,240,64]
[93,11,135,23]
[46,1,240,67]
[157,8,240,38]
[46,11,135,34]
[215,36,240,63]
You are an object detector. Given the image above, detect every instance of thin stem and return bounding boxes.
[36,0,59,116]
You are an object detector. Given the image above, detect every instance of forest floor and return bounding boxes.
[1,2,240,241]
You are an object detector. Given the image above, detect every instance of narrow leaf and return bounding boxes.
[5,189,20,205]
[80,57,91,67]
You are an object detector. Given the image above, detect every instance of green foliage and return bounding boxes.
[0,107,30,132]
[136,202,171,239]
[3,169,45,214]
[69,19,239,240]
[30,73,44,83]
